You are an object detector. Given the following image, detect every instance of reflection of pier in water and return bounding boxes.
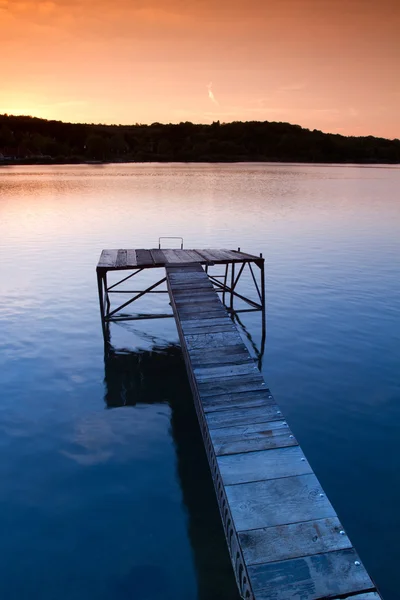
[104,346,240,600]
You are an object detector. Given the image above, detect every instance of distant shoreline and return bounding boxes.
[2,114,400,165]
[1,158,400,167]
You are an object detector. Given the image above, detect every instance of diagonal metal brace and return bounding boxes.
[105,277,167,319]
[107,268,144,291]
[208,275,262,309]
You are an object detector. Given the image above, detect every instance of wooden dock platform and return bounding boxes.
[96,248,382,600]
[166,263,381,600]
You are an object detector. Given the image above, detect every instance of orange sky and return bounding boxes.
[1,0,399,138]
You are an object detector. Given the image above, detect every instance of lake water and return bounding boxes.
[0,163,399,600]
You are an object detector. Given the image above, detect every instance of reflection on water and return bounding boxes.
[0,163,400,599]
[104,346,240,600]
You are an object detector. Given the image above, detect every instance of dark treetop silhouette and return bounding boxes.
[1,114,399,164]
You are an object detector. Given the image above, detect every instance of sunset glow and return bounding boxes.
[1,0,399,137]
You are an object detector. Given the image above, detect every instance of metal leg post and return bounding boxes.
[230,262,235,311]
[97,270,107,342]
[222,263,229,306]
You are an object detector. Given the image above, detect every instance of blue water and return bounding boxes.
[0,163,399,599]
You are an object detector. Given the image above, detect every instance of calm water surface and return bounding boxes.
[1,163,399,599]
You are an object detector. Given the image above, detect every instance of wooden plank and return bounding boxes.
[201,389,274,412]
[210,420,297,456]
[202,249,231,261]
[167,262,204,272]
[190,350,252,368]
[180,316,234,329]
[184,249,205,262]
[169,283,214,292]
[174,287,217,297]
[97,249,118,268]
[177,250,203,263]
[206,403,281,428]
[115,249,127,268]
[185,332,245,350]
[207,249,242,261]
[162,249,191,264]
[175,294,221,305]
[175,296,217,305]
[181,322,235,335]
[149,249,166,265]
[181,316,234,328]
[231,249,260,260]
[226,473,335,531]
[197,374,266,397]
[169,273,207,282]
[247,549,374,600]
[135,249,154,266]
[179,314,232,326]
[188,342,249,355]
[169,274,212,283]
[193,249,216,263]
[173,282,215,291]
[126,249,137,267]
[194,363,259,381]
[188,342,250,356]
[177,302,226,312]
[218,446,312,486]
[170,286,215,295]
[239,517,352,566]
[177,303,229,322]
[178,309,229,321]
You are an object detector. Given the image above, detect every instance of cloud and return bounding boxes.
[207,82,219,106]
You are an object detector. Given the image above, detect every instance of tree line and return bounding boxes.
[1,114,399,164]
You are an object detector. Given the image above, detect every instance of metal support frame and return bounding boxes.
[206,257,266,364]
[97,254,266,357]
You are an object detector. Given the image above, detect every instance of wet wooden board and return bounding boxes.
[162,249,191,263]
[181,322,235,335]
[226,473,336,531]
[194,362,259,381]
[135,249,154,266]
[197,374,267,397]
[126,249,137,267]
[247,549,374,600]
[97,249,118,268]
[201,389,276,412]
[149,249,166,265]
[174,292,219,303]
[210,420,297,455]
[217,446,312,485]
[239,517,352,565]
[164,262,382,600]
[189,349,252,368]
[185,332,245,349]
[205,403,281,428]
[178,308,228,321]
[180,315,234,328]
[183,249,205,262]
[116,249,127,268]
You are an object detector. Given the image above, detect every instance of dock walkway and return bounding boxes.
[166,263,380,600]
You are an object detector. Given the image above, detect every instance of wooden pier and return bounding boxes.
[97,248,382,600]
